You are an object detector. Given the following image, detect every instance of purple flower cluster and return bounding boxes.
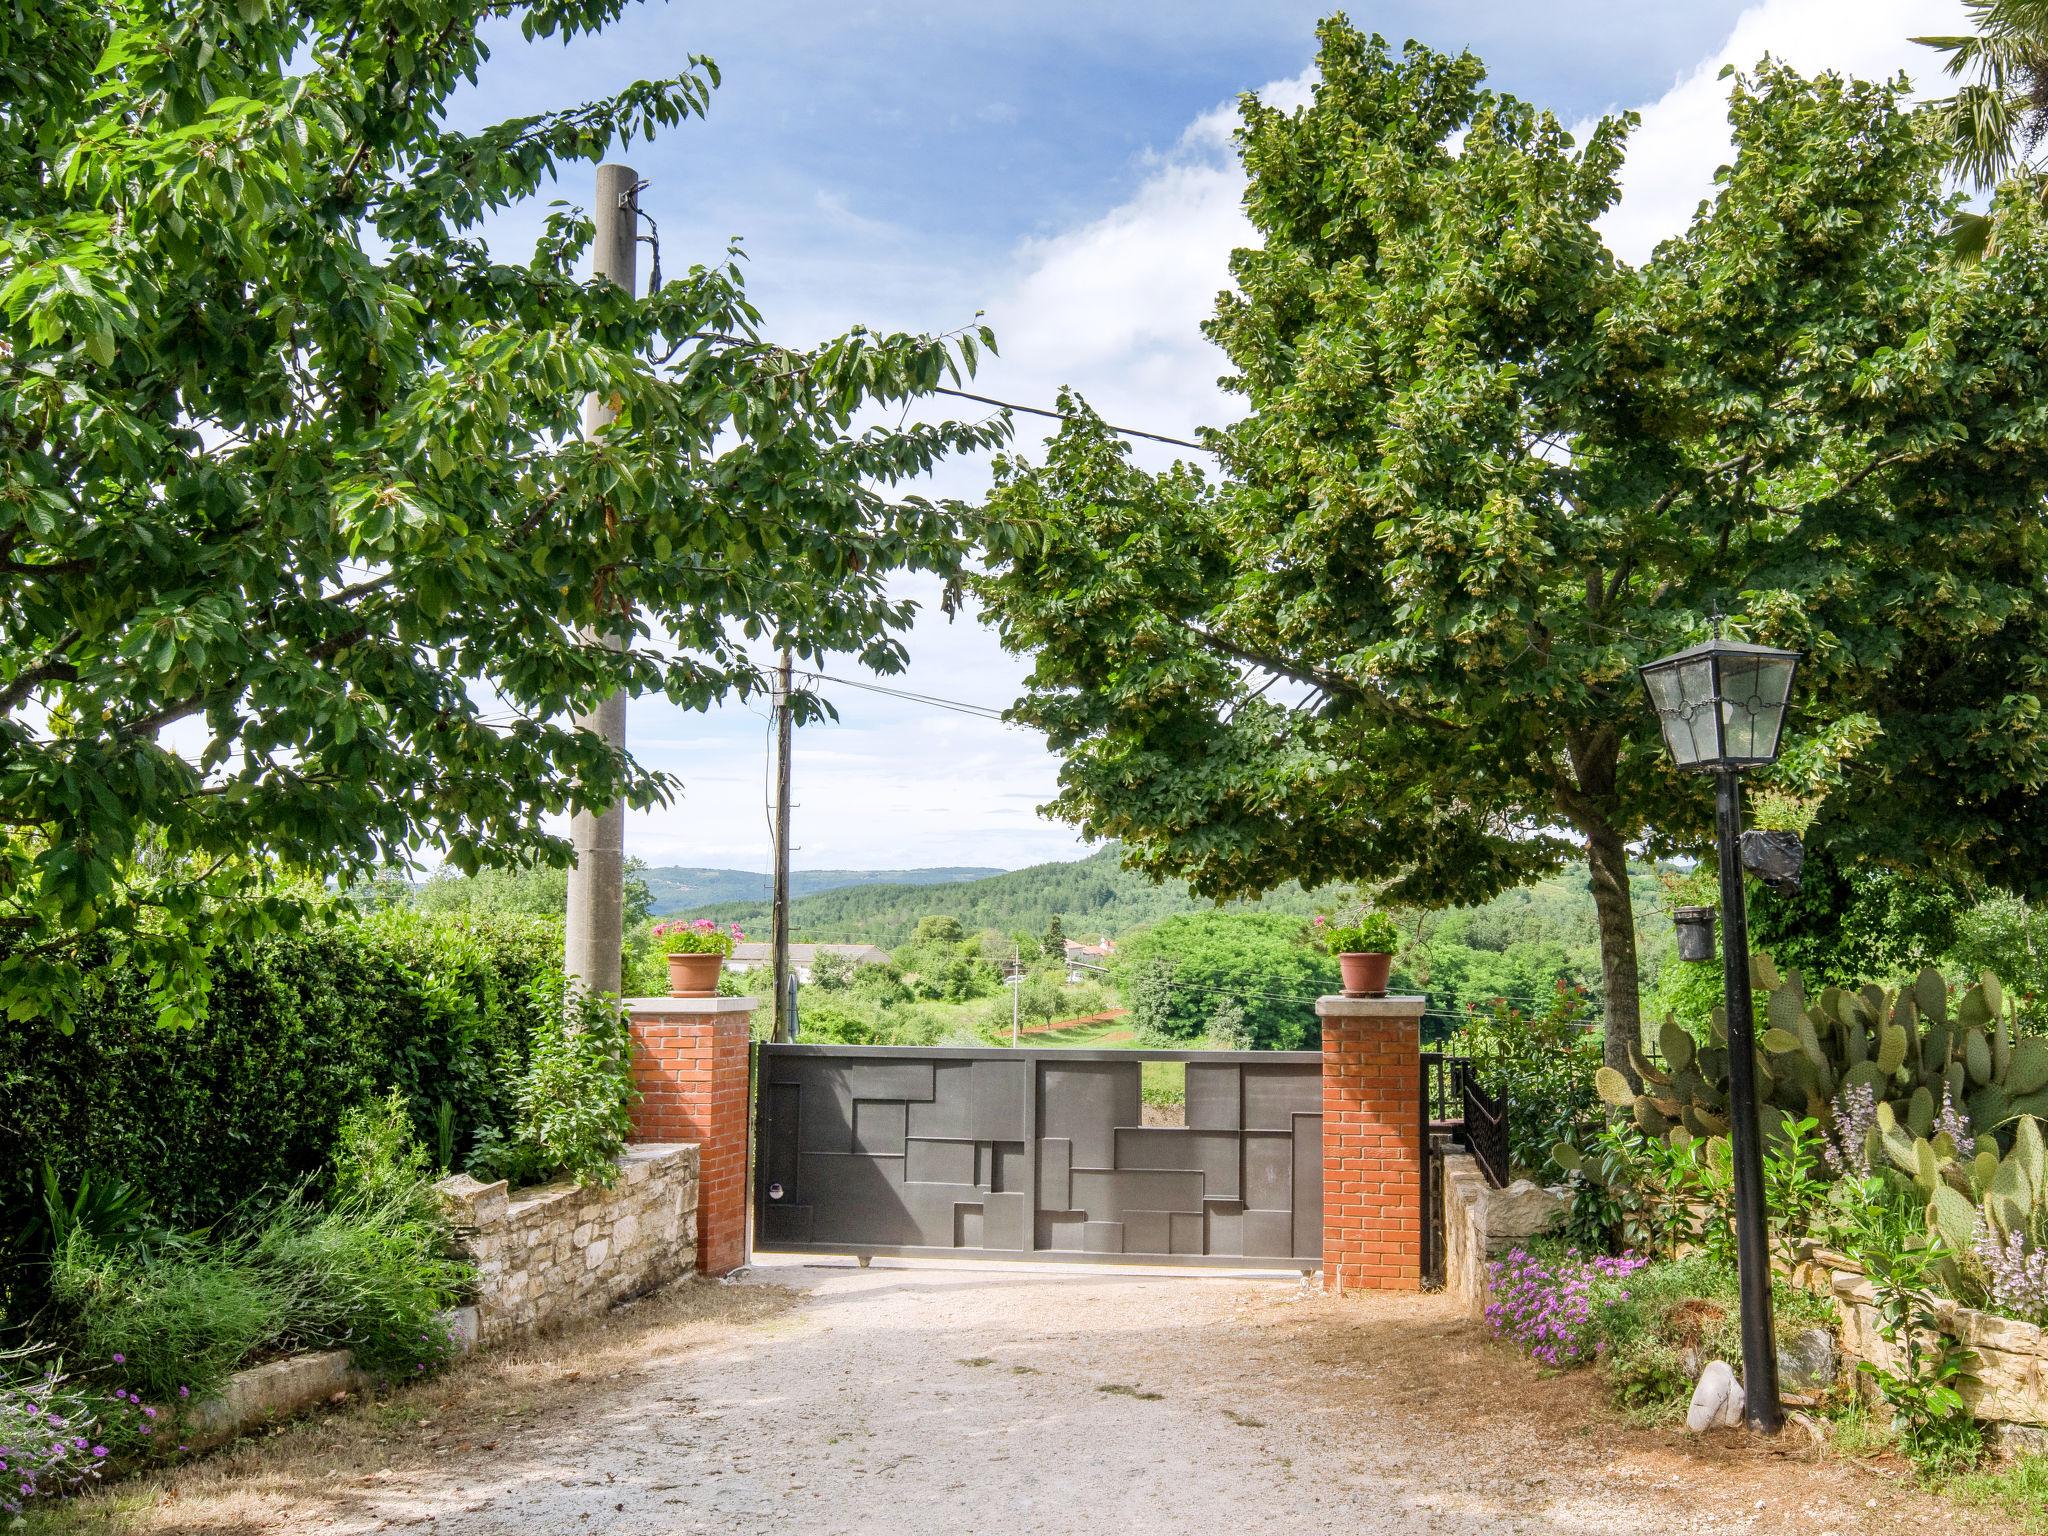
[1974,1227,2048,1325]
[1484,1246,1649,1367]
[0,1360,178,1516]
[1823,1081,1878,1176]
[1934,1087,1977,1162]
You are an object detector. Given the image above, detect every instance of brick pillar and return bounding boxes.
[1317,994,1425,1293]
[625,996,759,1276]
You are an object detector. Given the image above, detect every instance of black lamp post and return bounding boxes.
[1639,629,1799,1436]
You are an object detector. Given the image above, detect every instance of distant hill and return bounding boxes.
[676,845,1327,948]
[641,864,1001,916]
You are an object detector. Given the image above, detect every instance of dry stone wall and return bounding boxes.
[436,1143,699,1346]
[1792,1246,2048,1430]
[1441,1151,1568,1318]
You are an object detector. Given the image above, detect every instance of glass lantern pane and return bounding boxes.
[1751,657,1794,759]
[1719,655,1761,759]
[1679,656,1719,763]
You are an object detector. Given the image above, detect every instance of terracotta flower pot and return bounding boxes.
[1338,951,1393,998]
[666,951,724,998]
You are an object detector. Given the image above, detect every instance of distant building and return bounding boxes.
[727,942,892,983]
[1062,935,1115,981]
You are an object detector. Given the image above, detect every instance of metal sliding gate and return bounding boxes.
[754,1044,1323,1268]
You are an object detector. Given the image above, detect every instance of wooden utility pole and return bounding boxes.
[564,162,638,1000]
[770,649,795,1041]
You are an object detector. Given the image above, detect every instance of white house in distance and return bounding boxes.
[1062,935,1114,982]
[727,942,892,983]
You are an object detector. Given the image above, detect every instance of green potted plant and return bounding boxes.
[655,918,741,997]
[1314,908,1402,997]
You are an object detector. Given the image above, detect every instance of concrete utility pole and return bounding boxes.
[563,162,638,1000]
[770,649,795,1041]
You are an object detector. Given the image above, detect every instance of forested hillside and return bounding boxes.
[679,845,1328,946]
[641,863,1000,914]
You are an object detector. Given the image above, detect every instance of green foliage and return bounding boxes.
[976,21,2048,1082]
[1856,1244,1984,1476]
[1617,961,2044,1151]
[0,1,1008,1032]
[0,908,558,1236]
[690,846,1327,949]
[45,1095,467,1401]
[406,861,654,929]
[1746,847,1965,992]
[48,1231,284,1402]
[469,982,636,1190]
[808,948,858,990]
[1583,1253,1835,1420]
[1041,915,1067,958]
[1449,985,1602,1181]
[1318,912,1401,956]
[250,1095,468,1377]
[1113,912,1336,1050]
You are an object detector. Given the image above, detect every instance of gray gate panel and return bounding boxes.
[1039,1060,1140,1169]
[1185,1064,1242,1130]
[1242,1134,1294,1212]
[1069,1167,1204,1221]
[852,1101,908,1156]
[908,1060,978,1138]
[1244,1064,1321,1130]
[756,1045,1324,1268]
[1112,1127,1241,1200]
[904,1137,976,1186]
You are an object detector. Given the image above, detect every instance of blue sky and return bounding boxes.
[454,0,1966,874]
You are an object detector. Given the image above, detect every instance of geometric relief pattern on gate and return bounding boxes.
[755,1045,1323,1267]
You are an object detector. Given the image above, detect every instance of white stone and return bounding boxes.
[1688,1361,1745,1432]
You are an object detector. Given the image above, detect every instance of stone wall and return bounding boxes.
[436,1142,699,1347]
[1791,1246,2048,1429]
[1441,1151,1568,1317]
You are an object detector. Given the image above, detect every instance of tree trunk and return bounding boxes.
[1584,813,1644,1083]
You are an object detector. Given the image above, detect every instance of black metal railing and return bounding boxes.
[1421,1051,1469,1127]
[1460,1070,1510,1190]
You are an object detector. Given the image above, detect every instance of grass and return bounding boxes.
[1948,1453,2048,1532]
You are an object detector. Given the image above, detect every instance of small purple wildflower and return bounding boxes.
[1824,1082,1878,1176]
[1975,1226,2048,1324]
[1484,1246,1649,1366]
[110,1355,123,1365]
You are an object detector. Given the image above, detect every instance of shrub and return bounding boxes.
[469,981,636,1189]
[48,1231,284,1402]
[0,908,559,1238]
[251,1095,469,1376]
[1448,983,1601,1180]
[0,1358,144,1516]
[1114,912,1337,1049]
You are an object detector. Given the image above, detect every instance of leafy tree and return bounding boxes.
[1113,912,1335,1050]
[807,947,857,990]
[913,915,966,948]
[409,860,654,929]
[1041,914,1067,958]
[1917,0,2048,254]
[0,1,1004,1030]
[979,25,2048,1075]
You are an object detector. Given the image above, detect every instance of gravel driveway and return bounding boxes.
[57,1255,2021,1536]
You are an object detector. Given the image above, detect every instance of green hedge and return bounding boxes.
[0,910,562,1232]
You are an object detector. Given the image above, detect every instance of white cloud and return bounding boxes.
[1583,0,1968,263]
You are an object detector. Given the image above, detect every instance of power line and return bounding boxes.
[928,387,1215,454]
[794,668,1011,722]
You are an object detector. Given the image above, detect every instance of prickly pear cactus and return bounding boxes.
[1621,962,2048,1152]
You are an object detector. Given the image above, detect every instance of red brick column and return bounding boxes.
[1317,995,1425,1293]
[626,997,759,1277]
